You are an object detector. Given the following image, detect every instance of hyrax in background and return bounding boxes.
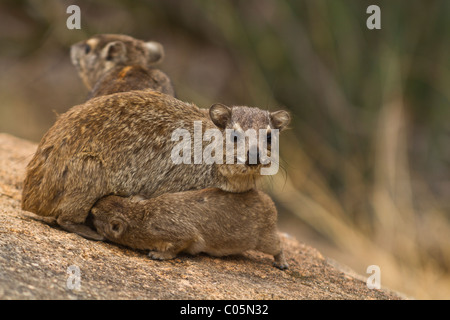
[71,34,175,99]
[91,188,288,269]
[22,90,290,240]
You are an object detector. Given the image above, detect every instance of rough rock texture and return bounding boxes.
[0,133,402,300]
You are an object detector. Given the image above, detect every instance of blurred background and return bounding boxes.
[0,0,449,299]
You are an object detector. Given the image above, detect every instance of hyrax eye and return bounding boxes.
[85,44,91,54]
[111,222,120,232]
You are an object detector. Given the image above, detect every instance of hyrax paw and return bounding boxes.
[148,251,176,261]
[273,261,289,270]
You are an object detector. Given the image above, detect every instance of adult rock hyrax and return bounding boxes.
[91,188,288,269]
[71,34,175,98]
[21,90,290,240]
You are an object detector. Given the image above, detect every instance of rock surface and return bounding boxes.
[0,133,402,300]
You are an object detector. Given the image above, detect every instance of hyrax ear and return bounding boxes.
[270,110,291,131]
[209,103,232,129]
[102,41,127,62]
[144,41,164,64]
[108,218,126,238]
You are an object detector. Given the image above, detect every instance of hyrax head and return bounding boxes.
[91,196,129,241]
[71,34,165,89]
[209,103,290,176]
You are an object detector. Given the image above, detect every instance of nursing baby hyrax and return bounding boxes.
[91,188,288,269]
[21,90,290,240]
[71,34,175,98]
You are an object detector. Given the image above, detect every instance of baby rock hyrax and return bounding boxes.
[71,34,175,98]
[91,188,288,269]
[21,90,290,240]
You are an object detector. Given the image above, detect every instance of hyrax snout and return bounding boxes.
[91,188,288,269]
[21,90,290,240]
[71,34,175,98]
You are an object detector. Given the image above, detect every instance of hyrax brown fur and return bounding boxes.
[71,34,175,99]
[91,188,288,269]
[22,90,290,240]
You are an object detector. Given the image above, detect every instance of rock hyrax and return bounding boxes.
[21,90,290,240]
[71,34,175,98]
[91,188,288,269]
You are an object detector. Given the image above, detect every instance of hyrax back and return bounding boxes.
[21,90,290,240]
[71,34,175,99]
[91,188,288,269]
